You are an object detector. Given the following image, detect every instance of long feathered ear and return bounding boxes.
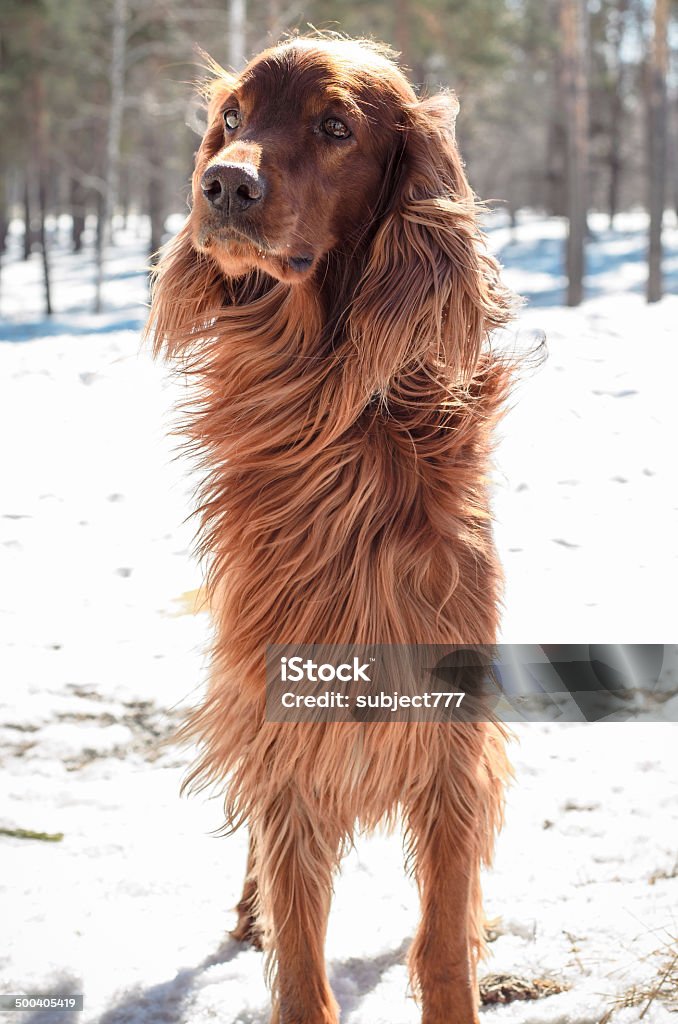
[144,60,241,361]
[348,94,515,393]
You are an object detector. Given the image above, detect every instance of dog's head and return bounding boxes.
[191,38,420,283]
[149,36,513,384]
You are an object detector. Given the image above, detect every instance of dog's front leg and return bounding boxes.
[255,793,340,1024]
[406,779,485,1024]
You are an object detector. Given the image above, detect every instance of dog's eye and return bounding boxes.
[322,117,351,140]
[224,109,241,130]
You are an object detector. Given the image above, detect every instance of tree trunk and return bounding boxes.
[0,169,7,256]
[149,180,164,264]
[546,121,567,216]
[30,50,53,317]
[546,0,567,218]
[0,169,6,313]
[607,0,628,229]
[607,125,622,229]
[23,176,32,260]
[119,161,130,230]
[647,0,668,304]
[94,0,127,313]
[95,189,105,260]
[228,0,247,70]
[70,177,86,252]
[560,0,589,307]
[37,167,52,316]
[147,128,165,263]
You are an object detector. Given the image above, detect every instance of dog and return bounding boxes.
[147,35,515,1024]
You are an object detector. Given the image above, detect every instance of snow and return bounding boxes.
[0,212,676,1023]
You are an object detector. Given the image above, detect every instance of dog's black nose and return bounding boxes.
[201,163,264,215]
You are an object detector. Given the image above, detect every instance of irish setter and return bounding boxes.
[147,35,515,1024]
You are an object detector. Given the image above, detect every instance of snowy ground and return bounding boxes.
[0,213,676,1023]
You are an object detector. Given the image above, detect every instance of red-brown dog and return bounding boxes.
[148,35,514,1024]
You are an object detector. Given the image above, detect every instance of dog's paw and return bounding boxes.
[230,914,264,950]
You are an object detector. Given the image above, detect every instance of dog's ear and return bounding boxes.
[348,94,514,393]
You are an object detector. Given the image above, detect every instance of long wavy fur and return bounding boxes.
[146,36,517,1023]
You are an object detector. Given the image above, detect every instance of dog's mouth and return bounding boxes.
[197,225,315,277]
